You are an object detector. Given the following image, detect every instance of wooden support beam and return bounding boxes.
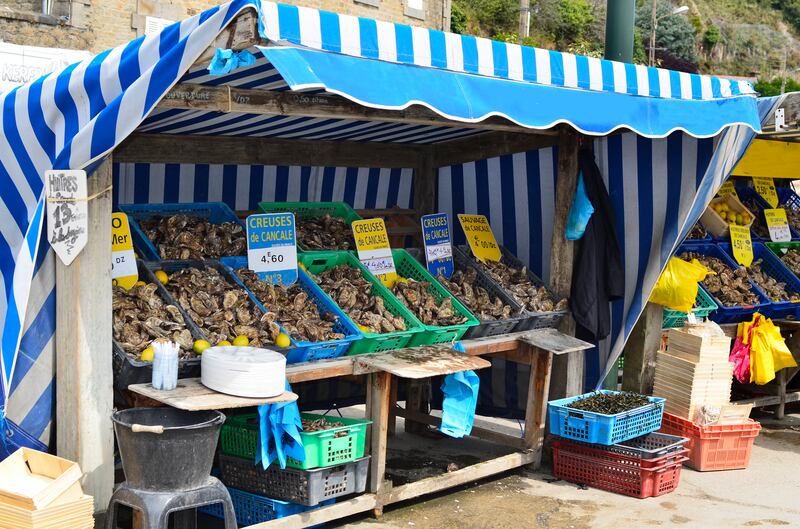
[115,133,423,168]
[432,131,559,168]
[393,406,525,449]
[245,494,379,529]
[548,129,583,399]
[56,157,114,513]
[367,371,391,500]
[413,148,436,216]
[195,9,262,65]
[157,83,552,135]
[622,302,663,394]
[522,346,553,468]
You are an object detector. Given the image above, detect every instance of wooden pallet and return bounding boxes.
[0,495,93,529]
[666,328,731,363]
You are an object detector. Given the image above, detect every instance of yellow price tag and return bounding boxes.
[764,208,792,242]
[458,214,501,262]
[111,213,138,289]
[351,218,398,287]
[717,180,738,199]
[753,176,779,207]
[729,225,753,267]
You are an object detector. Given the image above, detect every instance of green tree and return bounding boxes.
[554,0,594,45]
[450,0,467,33]
[703,24,721,50]
[636,1,698,63]
[754,77,800,96]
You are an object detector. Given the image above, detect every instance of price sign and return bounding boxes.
[753,176,779,207]
[246,213,298,285]
[421,213,454,279]
[729,225,754,267]
[45,170,87,266]
[764,208,792,242]
[717,180,738,199]
[111,213,138,289]
[458,214,501,262]
[352,218,398,286]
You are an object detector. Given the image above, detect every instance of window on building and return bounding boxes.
[405,0,425,20]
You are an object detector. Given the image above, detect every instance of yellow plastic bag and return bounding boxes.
[749,316,797,385]
[649,257,712,313]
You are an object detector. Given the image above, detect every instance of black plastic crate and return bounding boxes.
[218,454,369,506]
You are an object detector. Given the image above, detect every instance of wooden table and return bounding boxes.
[127,378,298,411]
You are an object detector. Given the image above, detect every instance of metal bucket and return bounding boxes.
[112,408,225,491]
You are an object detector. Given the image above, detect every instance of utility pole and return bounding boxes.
[649,0,657,66]
[604,0,636,63]
[518,0,530,44]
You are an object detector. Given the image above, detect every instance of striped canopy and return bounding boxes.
[0,0,762,425]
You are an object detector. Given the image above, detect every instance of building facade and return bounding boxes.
[0,0,452,54]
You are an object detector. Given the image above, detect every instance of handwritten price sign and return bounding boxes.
[458,214,501,262]
[753,177,779,208]
[246,213,298,285]
[352,218,398,287]
[111,213,138,289]
[764,208,792,242]
[730,225,754,267]
[717,180,738,199]
[421,213,454,279]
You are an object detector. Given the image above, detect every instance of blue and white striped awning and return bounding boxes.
[0,0,762,437]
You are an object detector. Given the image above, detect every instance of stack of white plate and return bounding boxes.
[201,346,286,398]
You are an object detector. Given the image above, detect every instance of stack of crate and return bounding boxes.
[653,328,734,421]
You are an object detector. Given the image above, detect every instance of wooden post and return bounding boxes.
[622,302,663,394]
[56,156,114,513]
[548,129,582,399]
[522,346,554,468]
[366,371,391,513]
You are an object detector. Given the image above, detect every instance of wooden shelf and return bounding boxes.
[127,379,298,411]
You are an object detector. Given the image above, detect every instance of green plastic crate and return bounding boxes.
[662,286,719,329]
[298,251,423,354]
[220,413,372,470]
[390,249,480,346]
[258,201,362,251]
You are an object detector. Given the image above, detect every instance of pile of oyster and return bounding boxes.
[779,248,800,276]
[679,252,760,306]
[113,283,194,359]
[140,214,246,259]
[297,214,355,250]
[686,223,708,240]
[234,268,344,342]
[302,417,347,436]
[476,260,567,313]
[740,198,769,238]
[311,265,407,334]
[785,207,800,233]
[164,267,278,345]
[392,279,467,326]
[749,258,800,302]
[437,267,516,320]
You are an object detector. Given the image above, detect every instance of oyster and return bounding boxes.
[309,264,407,334]
[234,268,344,342]
[437,267,517,321]
[140,214,246,259]
[163,266,277,346]
[786,208,800,233]
[686,222,707,240]
[749,258,800,302]
[392,278,467,326]
[780,248,800,277]
[476,259,568,313]
[296,214,355,250]
[112,282,195,360]
[740,197,769,238]
[679,252,760,306]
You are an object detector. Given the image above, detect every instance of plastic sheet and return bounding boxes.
[208,48,256,76]
[439,343,480,438]
[256,382,305,470]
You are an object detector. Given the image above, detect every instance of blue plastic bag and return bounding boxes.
[565,170,594,241]
[208,48,256,76]
[256,382,305,470]
[439,343,480,438]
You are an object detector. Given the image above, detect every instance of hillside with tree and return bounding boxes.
[450,0,800,93]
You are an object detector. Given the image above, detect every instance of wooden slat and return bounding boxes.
[115,133,423,169]
[432,130,559,167]
[392,406,526,449]
[285,357,357,383]
[127,379,298,411]
[519,328,593,355]
[354,347,491,379]
[367,372,391,498]
[243,494,378,529]
[194,9,262,65]
[523,347,553,464]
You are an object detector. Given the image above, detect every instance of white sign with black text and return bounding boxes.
[45,170,88,265]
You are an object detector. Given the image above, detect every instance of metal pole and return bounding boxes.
[604,0,636,63]
[649,0,657,66]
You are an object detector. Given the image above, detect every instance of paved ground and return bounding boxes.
[334,414,800,529]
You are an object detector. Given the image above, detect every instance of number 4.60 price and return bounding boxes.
[260,252,285,264]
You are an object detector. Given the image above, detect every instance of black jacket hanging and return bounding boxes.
[570,148,624,342]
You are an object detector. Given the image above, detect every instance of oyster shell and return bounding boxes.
[686,223,707,240]
[780,248,800,277]
[112,282,195,360]
[296,214,355,250]
[749,258,800,302]
[235,268,344,342]
[163,266,275,346]
[475,259,568,313]
[392,278,467,326]
[140,214,246,259]
[437,267,517,321]
[679,252,760,306]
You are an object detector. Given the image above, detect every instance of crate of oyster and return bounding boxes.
[120,202,246,261]
[458,245,569,330]
[259,201,362,251]
[219,257,363,362]
[389,249,480,346]
[676,244,770,324]
[717,242,800,320]
[408,247,529,339]
[298,251,424,354]
[112,260,205,394]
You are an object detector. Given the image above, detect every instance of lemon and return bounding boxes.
[275,333,291,348]
[358,324,372,334]
[232,335,250,346]
[217,340,232,347]
[298,262,307,272]
[193,339,211,355]
[112,279,118,287]
[140,347,154,362]
[154,270,169,285]
[718,211,727,221]
[135,280,146,287]
[735,213,744,225]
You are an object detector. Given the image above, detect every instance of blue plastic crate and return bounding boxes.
[734,188,800,241]
[220,256,362,363]
[119,202,244,261]
[718,242,800,320]
[676,243,770,324]
[199,487,333,525]
[548,390,666,445]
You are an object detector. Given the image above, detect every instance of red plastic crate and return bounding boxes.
[552,438,688,498]
[658,412,761,471]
